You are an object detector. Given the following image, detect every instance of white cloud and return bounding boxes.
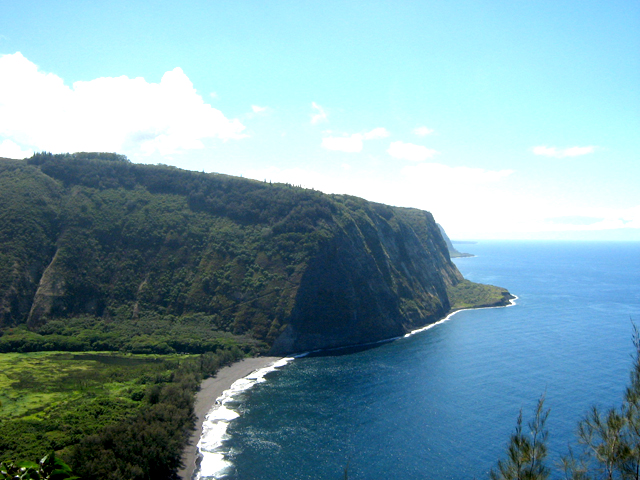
[387,141,438,162]
[532,145,596,158]
[0,52,247,158]
[0,139,33,159]
[310,102,327,125]
[321,127,390,153]
[413,126,434,136]
[363,127,390,140]
[251,105,267,113]
[545,216,604,226]
[322,134,363,153]
[563,146,596,157]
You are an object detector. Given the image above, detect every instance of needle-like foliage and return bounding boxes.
[491,396,550,480]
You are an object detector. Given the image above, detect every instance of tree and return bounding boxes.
[575,406,627,480]
[621,325,640,480]
[491,395,550,480]
[0,452,79,480]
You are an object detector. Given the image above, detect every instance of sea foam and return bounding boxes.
[404,294,518,338]
[196,357,295,480]
[195,297,518,478]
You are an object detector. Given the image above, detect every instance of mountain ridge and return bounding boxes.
[0,152,513,355]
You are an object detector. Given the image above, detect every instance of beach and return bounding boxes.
[179,356,281,480]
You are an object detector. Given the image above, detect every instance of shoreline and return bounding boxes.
[178,296,518,479]
[179,356,281,480]
[283,295,519,357]
[405,294,518,337]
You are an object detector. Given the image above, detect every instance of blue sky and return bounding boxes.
[1,0,638,240]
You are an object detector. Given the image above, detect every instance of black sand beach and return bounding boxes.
[179,356,280,480]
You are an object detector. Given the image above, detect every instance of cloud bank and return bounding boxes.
[0,139,33,159]
[241,163,639,240]
[0,52,246,158]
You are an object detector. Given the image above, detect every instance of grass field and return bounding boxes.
[0,352,179,419]
[447,280,513,311]
[0,351,191,462]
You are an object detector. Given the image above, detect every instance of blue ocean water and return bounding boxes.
[203,241,640,479]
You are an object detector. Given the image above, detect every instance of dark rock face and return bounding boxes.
[270,205,463,354]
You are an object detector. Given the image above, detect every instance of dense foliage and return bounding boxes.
[0,452,78,480]
[0,348,243,479]
[0,314,256,355]
[0,152,342,349]
[0,152,487,354]
[0,152,511,478]
[447,279,514,311]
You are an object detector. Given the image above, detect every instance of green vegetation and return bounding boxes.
[0,151,513,478]
[0,152,339,345]
[492,326,640,480]
[447,279,514,310]
[491,396,550,480]
[1,452,78,479]
[0,314,258,355]
[0,351,176,422]
[1,151,490,355]
[0,348,243,479]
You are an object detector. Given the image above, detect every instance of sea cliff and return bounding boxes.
[0,152,512,355]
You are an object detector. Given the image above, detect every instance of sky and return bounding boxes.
[1,1,638,240]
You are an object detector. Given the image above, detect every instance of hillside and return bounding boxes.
[437,223,474,258]
[0,152,512,355]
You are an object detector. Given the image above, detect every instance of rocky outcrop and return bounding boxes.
[26,249,66,328]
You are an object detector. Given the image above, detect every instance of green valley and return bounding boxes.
[0,152,512,478]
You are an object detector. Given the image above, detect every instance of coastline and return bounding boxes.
[179,356,281,480]
[286,295,519,357]
[405,294,518,337]
[178,295,518,479]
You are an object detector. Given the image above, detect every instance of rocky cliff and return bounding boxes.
[0,153,512,355]
[271,201,463,354]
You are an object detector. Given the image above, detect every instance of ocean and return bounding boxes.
[197,241,640,479]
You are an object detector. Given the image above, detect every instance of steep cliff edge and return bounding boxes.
[0,153,513,355]
[437,223,474,258]
[271,200,463,354]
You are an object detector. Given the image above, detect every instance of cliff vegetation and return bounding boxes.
[0,152,511,355]
[0,152,513,478]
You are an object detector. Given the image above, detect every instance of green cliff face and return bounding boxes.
[0,153,512,355]
[271,200,463,354]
